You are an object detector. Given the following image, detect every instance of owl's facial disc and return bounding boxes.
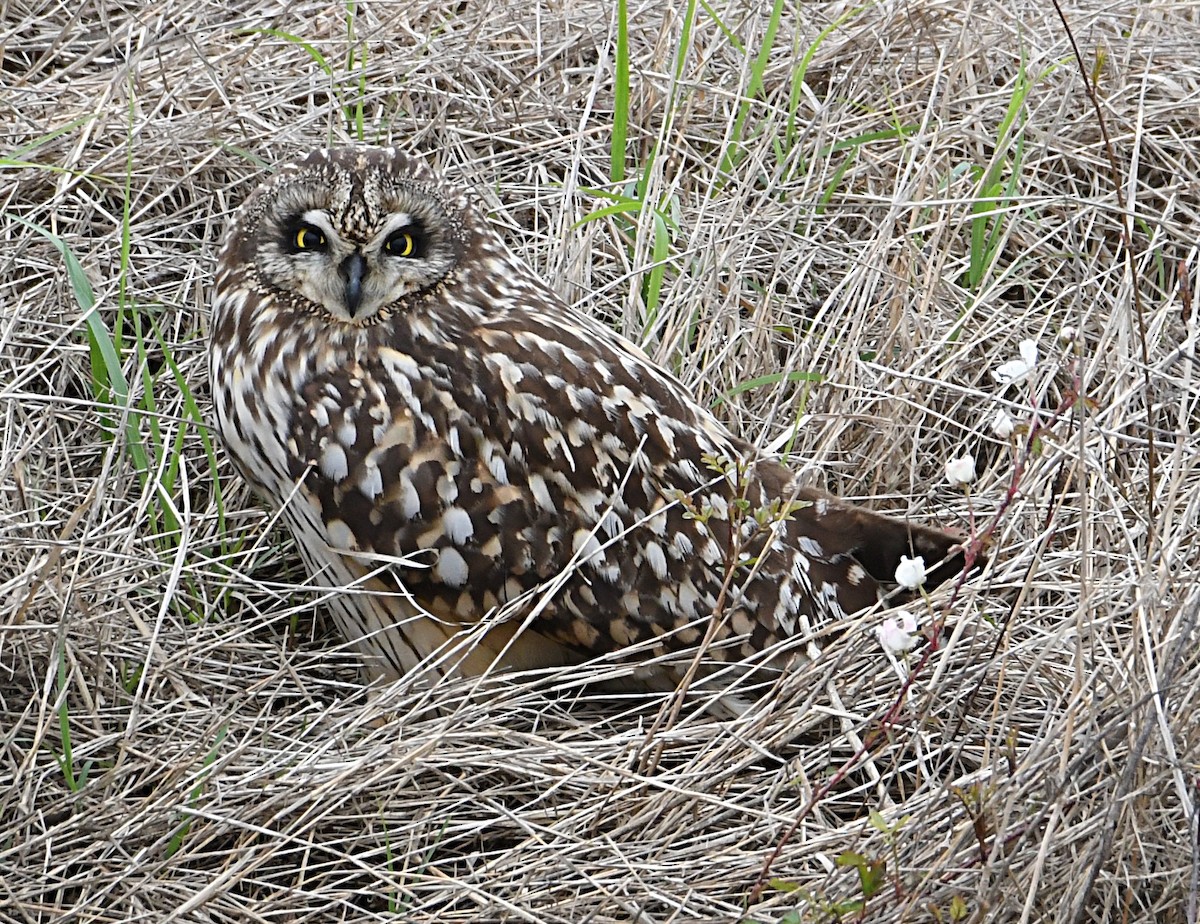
[265,209,442,322]
[253,167,462,324]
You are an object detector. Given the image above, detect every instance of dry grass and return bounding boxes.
[2,0,1199,921]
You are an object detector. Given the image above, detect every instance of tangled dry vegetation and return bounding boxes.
[2,1,1198,921]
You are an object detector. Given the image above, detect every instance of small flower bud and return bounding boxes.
[877,610,920,654]
[945,453,976,486]
[894,555,927,590]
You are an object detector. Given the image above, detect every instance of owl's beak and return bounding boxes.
[340,251,367,317]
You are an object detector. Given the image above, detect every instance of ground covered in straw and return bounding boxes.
[2,1,1198,921]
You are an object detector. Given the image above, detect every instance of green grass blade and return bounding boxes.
[241,27,333,75]
[611,0,630,184]
[642,211,671,329]
[165,724,229,858]
[713,370,824,408]
[698,0,743,52]
[673,0,699,83]
[3,115,97,162]
[785,4,871,153]
[573,198,643,227]
[10,215,152,475]
[718,0,786,179]
[53,643,92,792]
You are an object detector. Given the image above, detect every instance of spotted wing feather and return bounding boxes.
[286,302,969,683]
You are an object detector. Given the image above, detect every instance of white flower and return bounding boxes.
[945,453,976,486]
[990,338,1039,385]
[894,555,927,590]
[990,409,1015,438]
[876,610,920,654]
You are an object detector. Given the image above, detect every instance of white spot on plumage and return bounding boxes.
[599,509,623,540]
[435,547,469,587]
[399,475,421,519]
[503,578,524,602]
[572,529,602,562]
[496,355,524,388]
[544,430,575,470]
[644,542,668,580]
[565,417,596,447]
[610,384,654,417]
[482,440,509,484]
[566,385,598,410]
[677,581,699,616]
[654,417,677,454]
[675,458,701,482]
[600,432,625,457]
[574,489,604,520]
[360,463,383,500]
[326,518,355,550]
[595,563,620,583]
[436,472,459,504]
[442,507,474,544]
[319,441,348,481]
[822,588,847,619]
[528,473,553,511]
[560,346,587,371]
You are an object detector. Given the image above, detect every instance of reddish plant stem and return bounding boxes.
[746,390,1080,911]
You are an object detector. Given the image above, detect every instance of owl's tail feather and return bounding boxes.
[792,486,984,609]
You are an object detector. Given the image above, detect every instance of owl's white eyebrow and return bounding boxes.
[377,212,415,237]
[299,210,337,234]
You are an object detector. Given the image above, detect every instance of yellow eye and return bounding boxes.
[385,232,415,257]
[294,225,326,250]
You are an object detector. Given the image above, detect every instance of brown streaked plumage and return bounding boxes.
[209,146,977,690]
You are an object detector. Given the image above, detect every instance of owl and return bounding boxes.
[209,146,977,691]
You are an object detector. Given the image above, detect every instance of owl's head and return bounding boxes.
[223,147,470,324]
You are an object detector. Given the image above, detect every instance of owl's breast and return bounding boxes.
[209,297,355,507]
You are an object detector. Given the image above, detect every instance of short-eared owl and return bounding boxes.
[209,146,976,688]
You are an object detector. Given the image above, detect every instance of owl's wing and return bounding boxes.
[754,460,978,616]
[285,311,977,682]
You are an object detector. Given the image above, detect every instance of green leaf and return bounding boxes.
[611,0,630,184]
[713,370,823,407]
[241,27,333,74]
